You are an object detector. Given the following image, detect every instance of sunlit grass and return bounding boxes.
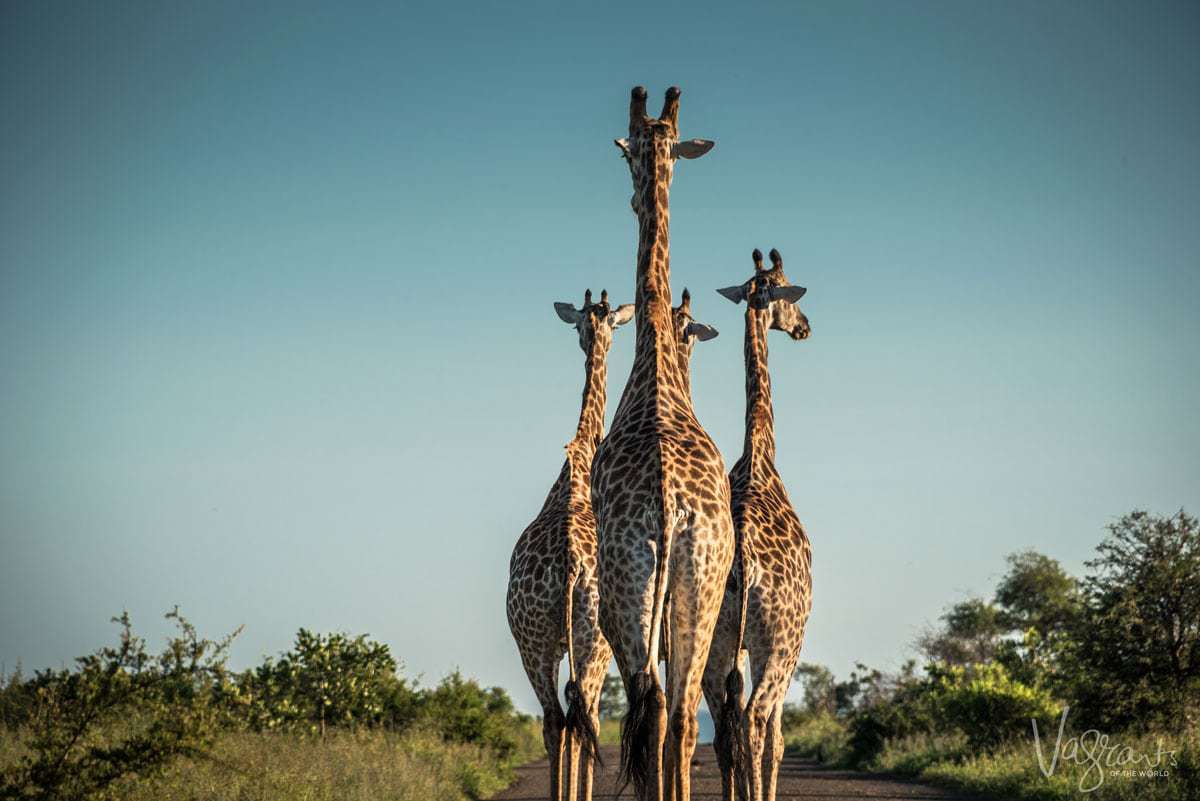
[783,714,1198,801]
[1,724,542,801]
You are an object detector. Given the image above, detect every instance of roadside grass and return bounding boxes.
[598,717,621,746]
[784,711,851,766]
[785,715,1198,801]
[1,723,542,801]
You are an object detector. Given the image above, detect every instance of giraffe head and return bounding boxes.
[672,288,719,362]
[716,248,811,340]
[554,288,635,354]
[614,86,714,209]
[672,288,718,393]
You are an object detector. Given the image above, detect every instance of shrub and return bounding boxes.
[926,662,1060,751]
[0,609,238,801]
[419,671,534,761]
[784,711,850,764]
[238,630,420,735]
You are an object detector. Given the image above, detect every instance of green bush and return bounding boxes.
[420,671,535,761]
[783,711,850,764]
[926,662,1060,751]
[238,630,420,734]
[0,609,239,801]
[0,617,539,801]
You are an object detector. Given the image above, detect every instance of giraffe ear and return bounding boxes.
[769,285,807,304]
[554,302,582,324]
[614,138,632,161]
[686,322,719,342]
[672,139,714,159]
[716,285,745,304]
[608,304,635,328]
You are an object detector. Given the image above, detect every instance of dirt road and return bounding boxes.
[491,745,984,800]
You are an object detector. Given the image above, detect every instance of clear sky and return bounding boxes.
[2,1,1197,713]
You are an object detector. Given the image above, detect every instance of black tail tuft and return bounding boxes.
[618,670,664,799]
[564,679,603,767]
[713,667,747,791]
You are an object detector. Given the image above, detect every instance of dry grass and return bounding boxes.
[1,724,542,801]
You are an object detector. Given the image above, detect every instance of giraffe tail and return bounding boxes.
[618,499,676,799]
[562,551,602,767]
[618,669,666,800]
[564,678,602,766]
[714,528,750,793]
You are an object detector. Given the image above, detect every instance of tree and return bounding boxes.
[420,671,529,760]
[0,609,239,801]
[793,663,836,716]
[995,550,1079,635]
[240,630,418,734]
[992,550,1081,689]
[598,673,626,720]
[1070,510,1200,730]
[916,598,1005,666]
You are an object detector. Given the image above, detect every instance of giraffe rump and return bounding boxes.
[618,669,665,800]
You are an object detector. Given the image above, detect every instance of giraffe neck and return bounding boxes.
[676,343,693,399]
[742,305,776,468]
[632,145,678,381]
[676,352,696,398]
[569,339,608,460]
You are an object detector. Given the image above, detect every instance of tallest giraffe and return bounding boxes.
[591,86,735,801]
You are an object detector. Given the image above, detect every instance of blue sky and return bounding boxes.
[2,1,1197,713]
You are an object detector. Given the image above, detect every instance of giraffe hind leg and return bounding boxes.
[518,648,567,801]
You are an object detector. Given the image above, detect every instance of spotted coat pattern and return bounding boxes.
[592,86,734,801]
[703,249,813,801]
[507,290,630,801]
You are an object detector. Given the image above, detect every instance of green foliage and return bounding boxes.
[784,508,1199,801]
[598,673,626,720]
[0,609,239,801]
[420,671,532,761]
[925,662,1060,750]
[793,662,837,716]
[4,726,541,801]
[1068,510,1200,731]
[0,668,36,733]
[916,598,1006,666]
[0,617,536,801]
[238,630,419,735]
[783,712,850,764]
[843,665,936,765]
[995,550,1080,636]
[896,729,1199,801]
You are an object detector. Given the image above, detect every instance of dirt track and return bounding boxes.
[491,745,985,801]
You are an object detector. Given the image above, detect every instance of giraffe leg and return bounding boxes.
[702,592,744,801]
[564,727,580,801]
[663,572,722,801]
[572,588,611,801]
[764,701,785,801]
[600,529,665,801]
[743,659,789,801]
[543,703,566,801]
[582,698,601,801]
[518,649,566,801]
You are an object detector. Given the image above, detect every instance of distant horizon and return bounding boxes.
[2,0,1197,716]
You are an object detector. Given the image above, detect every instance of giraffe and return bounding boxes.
[670,288,718,397]
[703,248,813,801]
[507,288,633,801]
[591,86,733,801]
